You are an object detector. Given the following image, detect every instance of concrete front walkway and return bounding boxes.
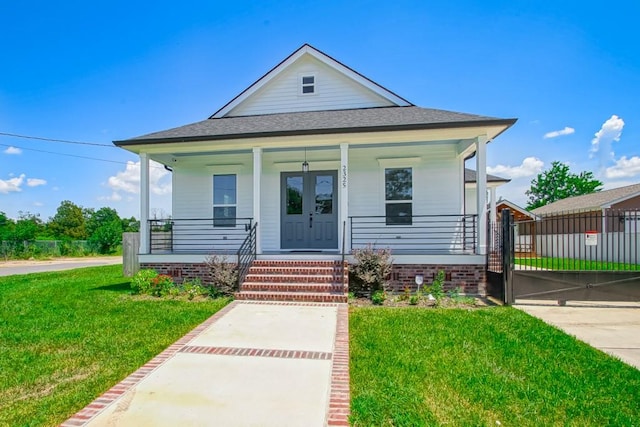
[515,300,640,370]
[62,301,349,427]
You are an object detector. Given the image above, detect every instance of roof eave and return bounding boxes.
[113,118,517,147]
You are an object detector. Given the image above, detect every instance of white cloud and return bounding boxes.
[3,146,22,155]
[0,174,25,194]
[33,201,44,207]
[487,157,544,179]
[605,156,640,179]
[590,115,624,161]
[26,178,47,187]
[106,160,172,198]
[543,126,575,139]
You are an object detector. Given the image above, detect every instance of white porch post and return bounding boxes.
[340,143,349,253]
[476,136,488,255]
[139,152,150,255]
[253,147,262,254]
[490,187,497,225]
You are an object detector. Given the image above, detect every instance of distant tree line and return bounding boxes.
[0,200,139,258]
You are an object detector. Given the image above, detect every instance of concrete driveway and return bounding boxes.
[515,300,640,370]
[0,256,121,276]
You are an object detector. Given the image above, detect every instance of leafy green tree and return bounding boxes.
[526,162,603,210]
[13,212,43,242]
[0,212,15,241]
[121,216,140,232]
[49,200,88,239]
[87,207,123,254]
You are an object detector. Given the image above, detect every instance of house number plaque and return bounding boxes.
[342,165,347,188]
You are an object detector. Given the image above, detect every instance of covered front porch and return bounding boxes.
[136,133,494,262]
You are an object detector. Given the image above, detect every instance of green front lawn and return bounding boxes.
[350,307,640,426]
[515,256,640,270]
[0,265,229,426]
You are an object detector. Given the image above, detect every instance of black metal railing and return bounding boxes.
[149,218,253,254]
[349,214,477,254]
[514,209,640,271]
[237,222,258,287]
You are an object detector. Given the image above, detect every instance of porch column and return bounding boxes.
[475,136,488,255]
[139,152,150,255]
[489,187,497,225]
[340,143,349,253]
[253,147,262,254]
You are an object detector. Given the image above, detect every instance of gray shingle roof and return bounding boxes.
[114,106,516,145]
[464,168,510,184]
[532,183,640,215]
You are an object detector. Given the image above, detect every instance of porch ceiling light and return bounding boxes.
[302,148,309,173]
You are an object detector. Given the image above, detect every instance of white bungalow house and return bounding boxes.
[114,44,516,300]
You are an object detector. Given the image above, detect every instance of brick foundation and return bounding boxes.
[141,262,487,297]
[140,263,211,285]
[389,264,486,296]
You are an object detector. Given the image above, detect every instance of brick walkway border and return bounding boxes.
[61,300,350,426]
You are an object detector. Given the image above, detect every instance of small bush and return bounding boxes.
[371,290,387,305]
[350,245,393,297]
[131,269,158,294]
[182,278,209,300]
[205,255,238,297]
[424,270,445,300]
[149,274,174,297]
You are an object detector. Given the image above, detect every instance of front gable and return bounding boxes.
[213,44,411,118]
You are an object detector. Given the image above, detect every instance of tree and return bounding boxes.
[526,162,603,210]
[49,200,88,240]
[87,207,123,254]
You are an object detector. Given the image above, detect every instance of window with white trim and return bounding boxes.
[301,75,315,94]
[213,174,236,227]
[385,168,412,225]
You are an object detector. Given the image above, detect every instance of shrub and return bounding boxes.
[182,278,209,300]
[130,269,158,294]
[371,290,387,305]
[204,255,238,297]
[424,270,445,300]
[149,274,174,297]
[350,245,392,297]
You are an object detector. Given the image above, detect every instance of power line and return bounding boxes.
[0,131,116,148]
[0,143,164,168]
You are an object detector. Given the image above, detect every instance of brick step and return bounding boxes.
[248,266,343,275]
[241,282,347,293]
[244,274,340,284]
[235,291,347,303]
[252,260,343,267]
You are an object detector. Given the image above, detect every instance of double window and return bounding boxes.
[213,174,236,227]
[301,75,315,94]
[385,168,412,225]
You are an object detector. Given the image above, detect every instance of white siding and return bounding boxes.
[227,55,394,117]
[348,144,463,218]
[172,154,253,219]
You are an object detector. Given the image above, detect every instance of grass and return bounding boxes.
[0,265,229,426]
[515,256,640,271]
[350,306,640,426]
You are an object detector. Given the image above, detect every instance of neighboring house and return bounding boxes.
[463,169,510,219]
[494,199,539,254]
[531,183,640,234]
[114,44,516,295]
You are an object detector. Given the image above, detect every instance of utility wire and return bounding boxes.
[0,131,116,148]
[0,143,164,168]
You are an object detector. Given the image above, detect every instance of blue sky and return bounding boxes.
[1,1,639,220]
